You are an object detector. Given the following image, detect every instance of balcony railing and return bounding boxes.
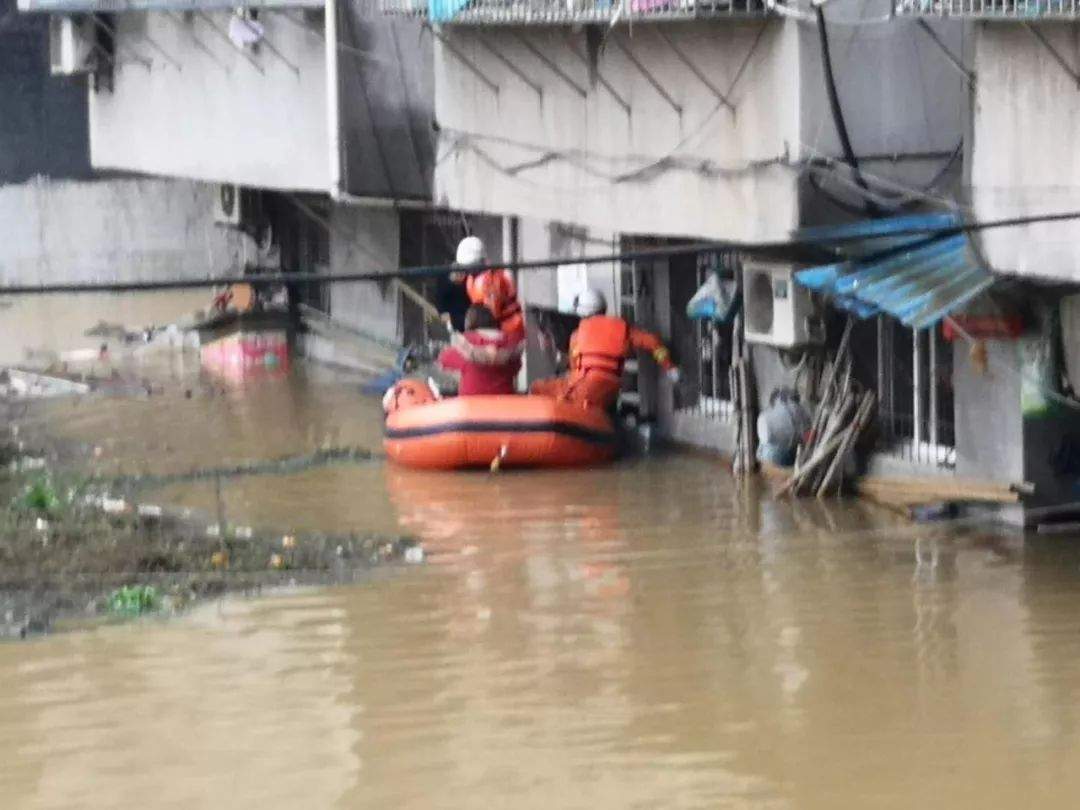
[18,0,322,12]
[895,0,1080,18]
[379,0,766,25]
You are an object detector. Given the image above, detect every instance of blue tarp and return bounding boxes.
[793,214,996,330]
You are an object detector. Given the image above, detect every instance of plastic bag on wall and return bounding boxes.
[686,273,739,323]
[227,15,264,49]
[1020,335,1055,418]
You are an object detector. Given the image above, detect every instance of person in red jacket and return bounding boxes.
[438,305,523,396]
[453,236,525,342]
[530,288,678,410]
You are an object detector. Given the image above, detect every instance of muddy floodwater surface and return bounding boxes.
[4,300,1080,808]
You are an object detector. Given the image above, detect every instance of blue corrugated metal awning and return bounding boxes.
[794,214,996,330]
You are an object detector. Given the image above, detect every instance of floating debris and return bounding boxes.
[100,497,129,514]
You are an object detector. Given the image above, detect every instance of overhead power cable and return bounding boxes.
[815,5,879,216]
[3,210,1080,296]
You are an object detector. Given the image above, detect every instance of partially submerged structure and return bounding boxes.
[14,0,1080,520]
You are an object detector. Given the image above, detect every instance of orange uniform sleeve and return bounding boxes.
[628,327,674,369]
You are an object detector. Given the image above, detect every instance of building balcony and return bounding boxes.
[894,0,1080,19]
[379,0,766,25]
[17,0,322,12]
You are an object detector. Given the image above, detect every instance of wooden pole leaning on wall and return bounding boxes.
[776,317,879,498]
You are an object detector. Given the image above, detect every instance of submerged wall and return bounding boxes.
[0,177,246,286]
[327,205,401,344]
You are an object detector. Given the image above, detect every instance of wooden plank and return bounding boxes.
[854,476,1020,504]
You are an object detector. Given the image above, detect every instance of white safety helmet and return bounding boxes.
[455,235,486,266]
[573,288,607,317]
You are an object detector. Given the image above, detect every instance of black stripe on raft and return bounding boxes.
[385,420,617,446]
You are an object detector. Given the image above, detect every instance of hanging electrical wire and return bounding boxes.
[815,5,880,217]
[3,209,1080,296]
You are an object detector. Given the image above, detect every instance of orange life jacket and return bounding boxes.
[571,315,630,377]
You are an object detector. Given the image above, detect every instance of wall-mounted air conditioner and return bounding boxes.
[214,184,247,227]
[49,16,94,76]
[742,261,823,348]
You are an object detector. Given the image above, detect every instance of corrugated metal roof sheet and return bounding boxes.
[794,214,996,330]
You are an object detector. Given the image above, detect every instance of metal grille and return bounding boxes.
[675,252,736,422]
[894,0,1080,18]
[875,319,957,471]
[377,0,766,24]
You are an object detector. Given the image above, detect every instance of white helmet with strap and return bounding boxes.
[573,288,607,317]
[455,235,486,266]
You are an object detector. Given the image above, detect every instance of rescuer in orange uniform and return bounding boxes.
[530,288,679,410]
[452,236,525,342]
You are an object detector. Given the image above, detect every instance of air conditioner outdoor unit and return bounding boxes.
[49,16,94,76]
[742,261,822,348]
[214,184,246,227]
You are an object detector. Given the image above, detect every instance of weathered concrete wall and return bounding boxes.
[952,338,1024,485]
[0,177,247,285]
[327,205,401,343]
[1065,293,1080,394]
[0,0,92,183]
[338,9,434,200]
[972,23,1080,282]
[434,8,967,240]
[433,20,802,241]
[90,11,330,191]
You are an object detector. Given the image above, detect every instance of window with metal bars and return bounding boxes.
[671,250,738,421]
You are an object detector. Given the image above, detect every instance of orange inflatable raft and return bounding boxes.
[384,391,617,470]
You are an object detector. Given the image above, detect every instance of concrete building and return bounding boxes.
[378,2,991,465]
[18,0,1077,514]
[0,0,244,287]
[15,0,458,346]
[892,0,1080,514]
[371,0,1077,517]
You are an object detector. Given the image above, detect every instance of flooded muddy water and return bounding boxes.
[0,292,209,366]
[4,322,1080,806]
